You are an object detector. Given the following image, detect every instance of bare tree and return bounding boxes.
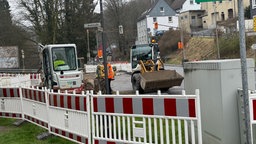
[19,0,98,60]
[104,0,151,60]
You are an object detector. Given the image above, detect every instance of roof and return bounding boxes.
[138,0,175,21]
[171,0,186,11]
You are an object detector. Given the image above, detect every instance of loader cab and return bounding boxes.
[130,43,159,70]
[42,44,83,93]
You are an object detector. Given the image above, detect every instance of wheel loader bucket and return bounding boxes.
[140,70,183,91]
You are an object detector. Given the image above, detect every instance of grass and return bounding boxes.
[0,118,75,144]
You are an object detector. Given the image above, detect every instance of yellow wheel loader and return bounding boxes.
[130,43,183,93]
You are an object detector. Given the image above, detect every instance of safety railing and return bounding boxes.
[0,87,202,144]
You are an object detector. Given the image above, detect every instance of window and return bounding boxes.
[191,16,196,19]
[253,0,256,9]
[185,15,188,19]
[153,17,157,22]
[190,0,194,4]
[160,7,164,12]
[168,17,173,23]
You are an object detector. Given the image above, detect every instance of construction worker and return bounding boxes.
[53,53,66,69]
[107,62,115,94]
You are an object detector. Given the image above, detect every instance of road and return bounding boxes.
[111,65,184,95]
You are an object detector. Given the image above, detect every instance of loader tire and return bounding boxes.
[132,74,144,94]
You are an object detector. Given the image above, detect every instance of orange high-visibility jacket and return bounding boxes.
[107,63,114,80]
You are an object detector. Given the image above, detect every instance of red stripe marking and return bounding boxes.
[33,90,37,101]
[55,128,59,134]
[123,98,133,114]
[142,98,154,115]
[188,99,196,117]
[106,97,114,113]
[94,97,98,112]
[75,97,80,110]
[0,113,2,116]
[68,96,72,109]
[94,140,99,144]
[253,100,256,120]
[10,88,14,97]
[164,98,177,116]
[38,91,42,102]
[12,113,16,117]
[84,97,87,111]
[34,74,37,79]
[60,95,64,108]
[107,142,115,144]
[77,136,82,142]
[24,89,27,98]
[62,130,65,136]
[86,139,88,144]
[69,133,73,139]
[53,95,57,107]
[3,88,7,97]
[30,74,32,79]
[6,113,9,117]
[49,94,52,105]
[29,89,32,99]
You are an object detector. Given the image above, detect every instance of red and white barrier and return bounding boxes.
[0,87,22,119]
[48,90,91,144]
[0,87,202,144]
[91,90,202,144]
[22,87,48,129]
[0,73,41,87]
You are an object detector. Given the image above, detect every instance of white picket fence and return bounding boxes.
[0,87,202,144]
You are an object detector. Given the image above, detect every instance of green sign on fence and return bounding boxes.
[195,0,222,2]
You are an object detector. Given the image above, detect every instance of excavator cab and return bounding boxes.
[41,44,84,93]
[130,44,183,93]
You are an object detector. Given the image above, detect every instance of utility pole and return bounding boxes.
[87,29,90,62]
[214,2,220,59]
[100,0,110,94]
[238,0,251,143]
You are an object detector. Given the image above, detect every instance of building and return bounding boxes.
[201,0,250,29]
[252,0,256,17]
[136,0,178,44]
[172,0,203,33]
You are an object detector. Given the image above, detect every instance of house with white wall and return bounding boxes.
[136,0,178,45]
[172,0,203,33]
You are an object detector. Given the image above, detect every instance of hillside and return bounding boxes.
[166,37,255,65]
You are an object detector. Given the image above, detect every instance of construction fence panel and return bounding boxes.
[22,87,49,129]
[47,90,91,144]
[0,86,202,144]
[249,91,256,144]
[0,74,40,87]
[90,90,202,144]
[0,87,22,119]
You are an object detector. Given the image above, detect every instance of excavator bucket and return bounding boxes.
[140,70,183,91]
